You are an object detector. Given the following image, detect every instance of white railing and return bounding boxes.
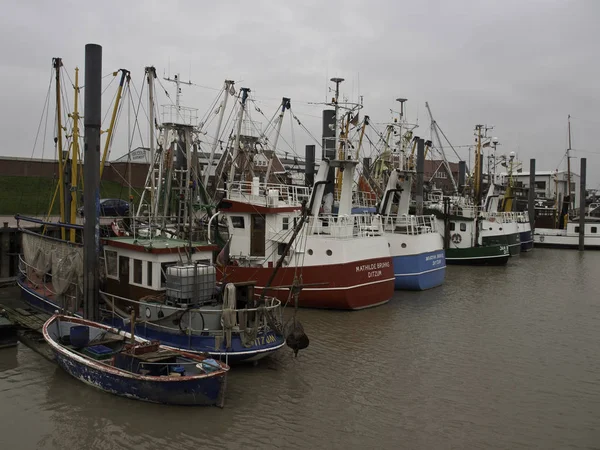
[227,181,310,207]
[353,191,378,208]
[307,213,384,238]
[101,290,282,335]
[161,104,198,126]
[382,214,438,235]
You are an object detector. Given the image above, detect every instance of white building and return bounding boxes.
[502,170,580,207]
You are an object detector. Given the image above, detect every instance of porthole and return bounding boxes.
[401,243,407,248]
[145,307,152,318]
[499,227,503,231]
[326,249,332,256]
[307,249,313,255]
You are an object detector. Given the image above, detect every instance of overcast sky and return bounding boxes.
[1,0,598,187]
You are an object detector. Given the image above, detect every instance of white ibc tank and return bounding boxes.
[166,264,216,303]
[267,189,279,206]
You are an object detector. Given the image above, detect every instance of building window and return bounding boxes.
[449,222,456,231]
[534,181,546,190]
[147,261,153,287]
[133,259,143,284]
[592,227,597,234]
[105,250,118,279]
[282,217,289,230]
[460,223,466,232]
[231,216,245,228]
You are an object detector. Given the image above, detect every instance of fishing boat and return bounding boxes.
[532,116,600,249]
[43,314,229,406]
[17,61,287,363]
[426,194,510,265]
[215,79,394,310]
[379,166,445,290]
[371,101,445,290]
[534,203,600,249]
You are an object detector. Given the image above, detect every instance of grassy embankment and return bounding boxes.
[0,176,142,215]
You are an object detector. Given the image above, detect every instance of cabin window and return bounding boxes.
[231,216,245,228]
[282,217,289,230]
[575,226,580,233]
[105,250,118,279]
[460,223,466,232]
[592,227,597,234]
[278,242,289,256]
[449,222,456,231]
[147,261,153,287]
[133,259,143,284]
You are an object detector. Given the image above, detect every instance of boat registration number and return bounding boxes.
[254,333,277,347]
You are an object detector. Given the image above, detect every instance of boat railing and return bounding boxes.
[307,213,384,238]
[382,214,438,235]
[226,181,310,207]
[18,255,80,312]
[100,290,281,334]
[161,104,198,126]
[353,191,378,208]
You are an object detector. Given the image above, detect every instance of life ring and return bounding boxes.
[451,233,462,244]
[111,220,124,237]
[488,217,496,223]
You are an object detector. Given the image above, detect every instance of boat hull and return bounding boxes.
[519,230,534,252]
[534,229,600,249]
[19,278,283,363]
[218,257,395,310]
[391,250,446,290]
[104,317,285,364]
[53,351,224,405]
[445,246,510,265]
[43,315,227,406]
[385,231,445,291]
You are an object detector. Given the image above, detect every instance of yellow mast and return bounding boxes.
[100,69,130,178]
[335,114,351,192]
[68,68,81,242]
[53,57,66,240]
[354,116,369,160]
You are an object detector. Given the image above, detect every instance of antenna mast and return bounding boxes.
[164,73,193,110]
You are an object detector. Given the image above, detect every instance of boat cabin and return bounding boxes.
[219,180,308,266]
[101,236,218,305]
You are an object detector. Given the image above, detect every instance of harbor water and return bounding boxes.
[1,248,599,449]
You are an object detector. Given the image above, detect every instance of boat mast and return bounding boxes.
[265,97,291,185]
[53,57,66,240]
[228,87,250,190]
[146,66,157,222]
[331,78,344,156]
[204,80,234,188]
[567,114,572,213]
[425,102,459,194]
[100,69,130,178]
[474,125,483,206]
[68,67,80,243]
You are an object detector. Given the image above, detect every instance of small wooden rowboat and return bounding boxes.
[42,314,229,406]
